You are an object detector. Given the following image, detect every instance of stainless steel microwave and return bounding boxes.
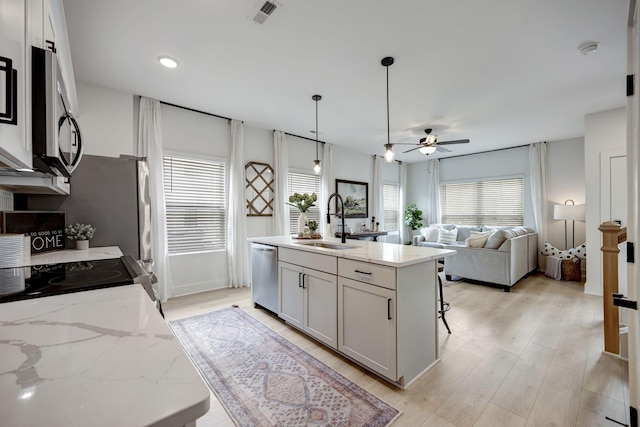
[31,46,83,178]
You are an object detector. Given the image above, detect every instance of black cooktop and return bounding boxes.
[0,258,135,303]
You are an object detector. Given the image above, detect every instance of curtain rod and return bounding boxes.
[158,100,239,122]
[439,143,537,161]
[279,131,326,145]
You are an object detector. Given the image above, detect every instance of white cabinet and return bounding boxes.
[338,277,397,380]
[32,1,78,115]
[0,0,32,169]
[279,261,304,328]
[274,244,440,388]
[337,257,439,386]
[278,255,337,349]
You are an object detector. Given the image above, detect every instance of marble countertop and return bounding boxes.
[249,236,455,267]
[29,246,124,265]
[0,285,210,427]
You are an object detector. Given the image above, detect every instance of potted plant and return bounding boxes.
[65,223,96,250]
[286,192,317,235]
[403,204,423,243]
[307,220,320,238]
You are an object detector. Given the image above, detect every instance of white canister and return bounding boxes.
[0,234,28,268]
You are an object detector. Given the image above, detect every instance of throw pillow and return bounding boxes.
[456,225,482,242]
[465,230,492,248]
[437,228,457,245]
[484,230,508,249]
[567,243,587,260]
[540,242,572,259]
[420,227,439,242]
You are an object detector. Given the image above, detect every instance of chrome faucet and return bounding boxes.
[326,192,347,244]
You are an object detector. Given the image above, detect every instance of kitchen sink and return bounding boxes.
[294,241,355,250]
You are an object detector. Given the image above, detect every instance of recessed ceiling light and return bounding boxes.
[578,42,599,56]
[158,56,179,68]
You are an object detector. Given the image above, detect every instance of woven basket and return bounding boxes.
[561,258,581,281]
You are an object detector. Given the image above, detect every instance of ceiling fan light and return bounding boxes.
[384,144,395,162]
[419,145,437,155]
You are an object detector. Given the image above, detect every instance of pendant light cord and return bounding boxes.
[315,97,319,160]
[386,65,390,145]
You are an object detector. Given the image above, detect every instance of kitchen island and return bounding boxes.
[248,236,455,388]
[0,285,210,427]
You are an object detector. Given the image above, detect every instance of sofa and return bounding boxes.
[413,224,538,291]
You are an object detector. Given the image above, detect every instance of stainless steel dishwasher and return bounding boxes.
[251,243,278,313]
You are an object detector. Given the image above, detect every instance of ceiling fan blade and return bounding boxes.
[394,142,421,146]
[403,146,422,153]
[436,139,470,145]
[436,146,451,153]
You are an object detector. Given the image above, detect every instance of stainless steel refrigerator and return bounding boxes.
[20,154,149,259]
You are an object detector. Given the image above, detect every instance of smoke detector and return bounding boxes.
[249,0,281,25]
[578,41,599,56]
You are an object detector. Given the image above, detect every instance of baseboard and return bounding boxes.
[172,278,231,298]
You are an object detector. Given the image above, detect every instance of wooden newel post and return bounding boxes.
[599,221,622,355]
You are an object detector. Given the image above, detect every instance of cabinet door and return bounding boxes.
[0,0,32,169]
[338,277,397,380]
[304,269,337,349]
[278,261,304,329]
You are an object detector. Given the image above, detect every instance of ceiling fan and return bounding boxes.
[397,129,470,155]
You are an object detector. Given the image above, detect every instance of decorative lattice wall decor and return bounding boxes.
[245,162,274,216]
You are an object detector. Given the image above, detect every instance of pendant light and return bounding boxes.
[381,57,395,162]
[312,94,322,175]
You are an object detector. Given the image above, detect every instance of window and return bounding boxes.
[383,184,399,231]
[440,177,523,226]
[288,172,321,234]
[163,155,226,254]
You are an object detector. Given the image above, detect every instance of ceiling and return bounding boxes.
[61,0,628,163]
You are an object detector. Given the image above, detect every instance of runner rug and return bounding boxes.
[169,307,400,427]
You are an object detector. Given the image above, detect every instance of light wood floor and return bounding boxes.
[164,273,629,427]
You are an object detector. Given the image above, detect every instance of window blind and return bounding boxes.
[288,172,321,234]
[383,184,399,231]
[163,155,226,254]
[440,177,523,226]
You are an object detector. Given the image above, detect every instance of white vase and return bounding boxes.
[75,240,89,250]
[297,212,308,235]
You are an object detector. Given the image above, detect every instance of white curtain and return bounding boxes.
[227,119,250,288]
[529,142,548,269]
[137,97,173,302]
[425,159,441,225]
[372,156,385,232]
[399,161,408,244]
[273,131,289,236]
[320,143,333,236]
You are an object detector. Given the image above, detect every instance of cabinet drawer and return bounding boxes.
[338,258,396,290]
[279,247,337,274]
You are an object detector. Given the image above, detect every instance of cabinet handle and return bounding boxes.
[298,272,302,287]
[45,40,57,53]
[387,298,392,320]
[302,273,306,289]
[354,269,372,275]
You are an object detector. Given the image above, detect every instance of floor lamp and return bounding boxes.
[553,199,586,249]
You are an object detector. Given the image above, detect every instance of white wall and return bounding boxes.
[584,107,626,295]
[546,138,586,251]
[76,81,134,157]
[159,105,380,297]
[407,145,535,228]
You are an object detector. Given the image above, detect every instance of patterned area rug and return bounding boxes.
[169,307,400,427]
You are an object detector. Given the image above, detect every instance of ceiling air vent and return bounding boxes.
[250,0,279,25]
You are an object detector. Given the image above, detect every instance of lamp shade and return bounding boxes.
[553,204,585,221]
